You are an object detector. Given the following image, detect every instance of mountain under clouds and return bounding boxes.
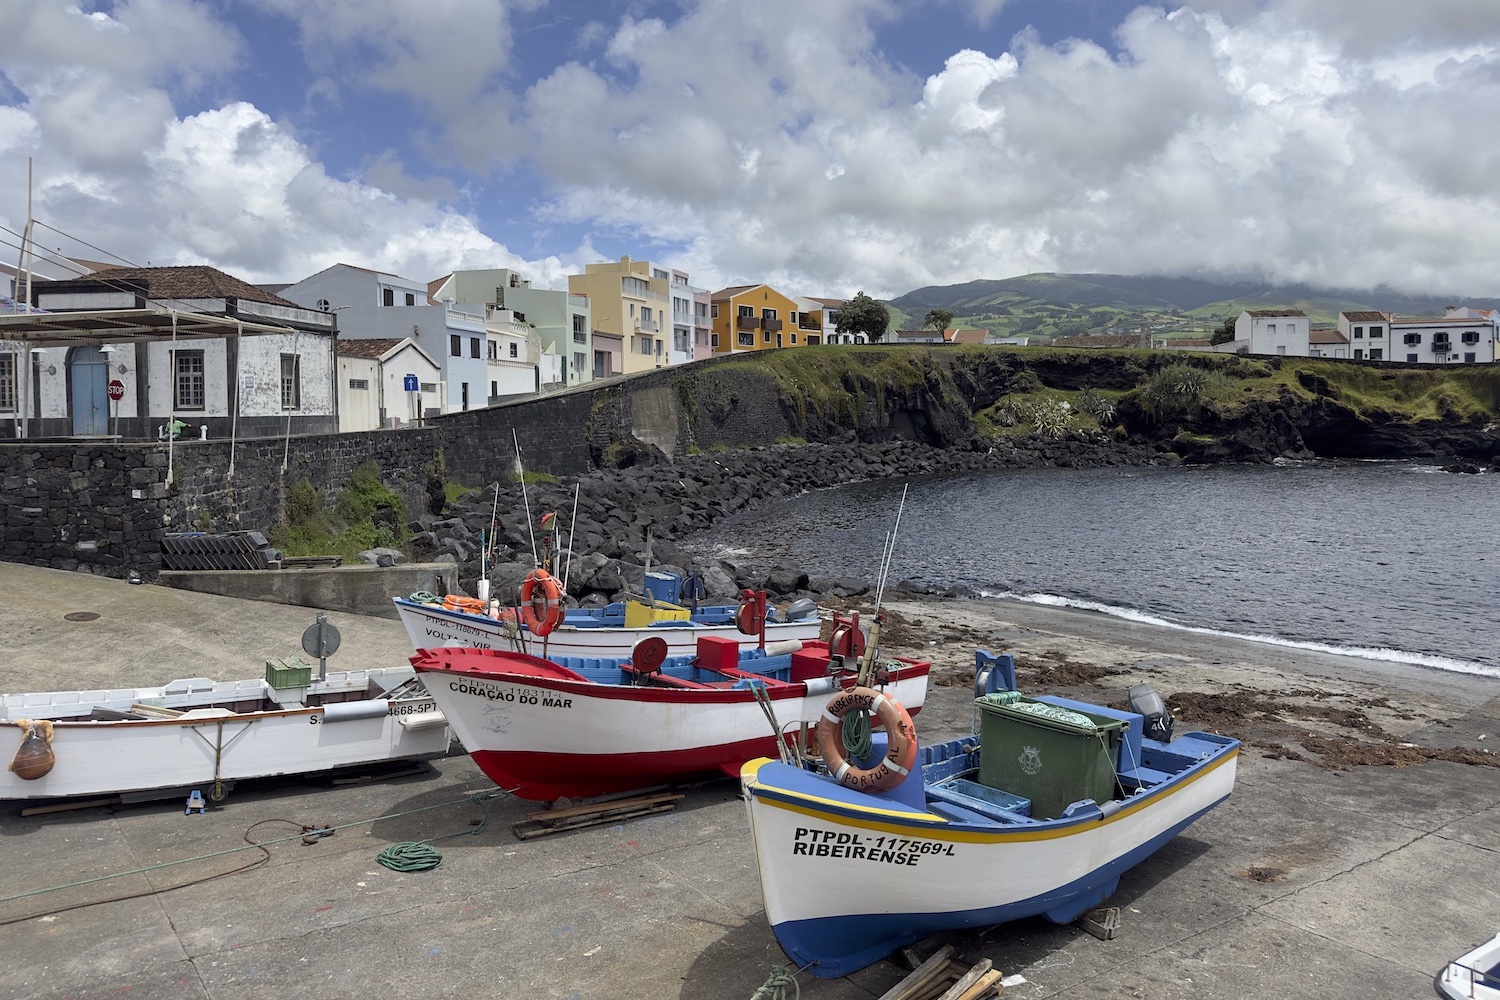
[1,0,1497,299]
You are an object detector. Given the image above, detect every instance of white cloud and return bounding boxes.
[4,0,1500,301]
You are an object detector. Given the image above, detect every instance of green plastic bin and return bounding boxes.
[976,695,1124,820]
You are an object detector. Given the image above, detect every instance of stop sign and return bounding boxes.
[107,379,124,401]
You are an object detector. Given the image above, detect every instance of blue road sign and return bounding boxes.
[403,374,419,391]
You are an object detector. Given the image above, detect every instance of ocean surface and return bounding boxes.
[679,460,1500,679]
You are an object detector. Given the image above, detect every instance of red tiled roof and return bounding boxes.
[1309,328,1348,344]
[950,329,987,344]
[711,284,760,300]
[1340,310,1387,322]
[1246,309,1306,318]
[337,338,406,359]
[38,265,300,307]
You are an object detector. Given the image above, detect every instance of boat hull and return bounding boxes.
[741,745,1238,977]
[415,655,930,801]
[395,597,822,658]
[1,668,451,801]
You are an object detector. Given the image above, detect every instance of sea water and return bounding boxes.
[682,460,1500,677]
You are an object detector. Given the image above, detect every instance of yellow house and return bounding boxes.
[710,284,803,354]
[568,256,671,374]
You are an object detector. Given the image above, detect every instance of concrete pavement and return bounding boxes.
[2,563,1499,999]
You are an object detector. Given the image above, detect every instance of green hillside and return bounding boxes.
[883,273,1500,342]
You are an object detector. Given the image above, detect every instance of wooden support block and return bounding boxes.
[1078,906,1120,941]
[952,968,1003,999]
[20,796,119,817]
[936,960,993,1000]
[524,792,683,823]
[876,944,955,1000]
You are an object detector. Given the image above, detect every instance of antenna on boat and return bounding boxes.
[513,429,540,568]
[858,483,909,687]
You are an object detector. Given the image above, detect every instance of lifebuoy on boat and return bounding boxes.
[443,594,486,615]
[519,568,564,637]
[816,687,917,794]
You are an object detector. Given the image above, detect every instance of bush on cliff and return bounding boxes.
[273,462,408,561]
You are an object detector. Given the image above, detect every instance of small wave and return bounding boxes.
[979,590,1500,679]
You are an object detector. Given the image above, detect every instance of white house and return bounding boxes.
[336,337,442,432]
[1232,309,1311,356]
[668,267,695,366]
[484,308,543,401]
[2,265,336,440]
[1390,314,1497,365]
[429,269,593,388]
[280,264,489,413]
[1308,328,1349,359]
[1336,311,1390,361]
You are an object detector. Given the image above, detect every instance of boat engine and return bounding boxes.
[1127,684,1174,743]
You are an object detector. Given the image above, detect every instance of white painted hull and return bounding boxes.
[1,667,452,801]
[415,652,930,800]
[741,743,1239,976]
[395,598,822,658]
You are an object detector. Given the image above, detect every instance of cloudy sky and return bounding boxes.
[2,0,1498,299]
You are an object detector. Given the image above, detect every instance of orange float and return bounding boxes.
[519,568,564,637]
[816,686,917,793]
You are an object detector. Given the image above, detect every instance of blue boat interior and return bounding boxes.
[757,649,1239,831]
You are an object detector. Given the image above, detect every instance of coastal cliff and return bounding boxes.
[632,346,1500,468]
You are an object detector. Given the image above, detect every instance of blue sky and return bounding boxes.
[2,1,1499,299]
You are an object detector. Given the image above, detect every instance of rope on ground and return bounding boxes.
[375,789,502,873]
[750,964,800,1000]
[0,788,511,924]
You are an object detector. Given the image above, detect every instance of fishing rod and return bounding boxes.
[859,483,909,687]
[562,482,580,599]
[513,429,539,568]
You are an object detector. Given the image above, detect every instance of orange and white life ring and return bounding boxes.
[519,569,564,637]
[816,686,918,794]
[443,594,486,615]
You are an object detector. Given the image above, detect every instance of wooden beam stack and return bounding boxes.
[877,945,1004,1000]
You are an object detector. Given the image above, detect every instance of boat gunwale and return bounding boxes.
[414,657,932,705]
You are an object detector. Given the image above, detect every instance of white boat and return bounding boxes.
[395,572,823,658]
[1440,932,1500,1000]
[2,661,452,803]
[740,651,1240,978]
[412,628,931,802]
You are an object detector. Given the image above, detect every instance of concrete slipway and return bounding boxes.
[2,563,1499,1000]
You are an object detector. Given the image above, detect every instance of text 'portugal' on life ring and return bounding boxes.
[519,568,564,637]
[816,686,917,794]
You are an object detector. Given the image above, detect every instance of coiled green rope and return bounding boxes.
[409,591,442,604]
[841,706,874,762]
[376,790,499,873]
[376,842,444,872]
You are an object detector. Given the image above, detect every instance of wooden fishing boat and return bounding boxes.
[395,571,822,659]
[1440,932,1500,1000]
[2,661,451,803]
[740,651,1240,978]
[411,614,931,802]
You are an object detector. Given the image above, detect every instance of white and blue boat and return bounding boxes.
[396,572,822,659]
[1439,932,1500,999]
[740,650,1241,978]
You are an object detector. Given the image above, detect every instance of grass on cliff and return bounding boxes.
[739,345,942,425]
[272,461,409,561]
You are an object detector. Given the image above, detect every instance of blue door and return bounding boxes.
[70,346,110,437]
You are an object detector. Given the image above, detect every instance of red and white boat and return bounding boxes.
[412,614,930,801]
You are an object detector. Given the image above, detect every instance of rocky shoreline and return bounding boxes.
[400,433,1166,606]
